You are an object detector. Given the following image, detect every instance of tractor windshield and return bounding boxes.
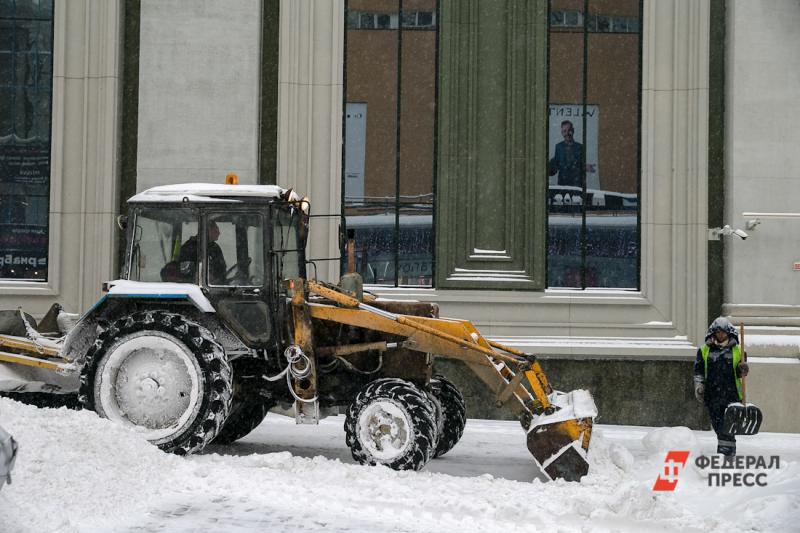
[272,204,307,281]
[127,206,199,282]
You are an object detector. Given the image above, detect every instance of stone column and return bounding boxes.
[278,0,345,283]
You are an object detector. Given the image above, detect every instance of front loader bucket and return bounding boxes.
[526,389,596,482]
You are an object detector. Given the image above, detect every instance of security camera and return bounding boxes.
[708,225,750,241]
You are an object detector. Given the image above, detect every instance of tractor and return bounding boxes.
[0,181,596,481]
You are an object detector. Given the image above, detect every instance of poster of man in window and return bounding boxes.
[548,104,599,191]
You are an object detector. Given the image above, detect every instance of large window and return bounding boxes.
[547,0,642,289]
[343,0,438,287]
[0,0,54,281]
[343,1,641,290]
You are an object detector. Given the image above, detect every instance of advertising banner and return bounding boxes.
[548,104,600,190]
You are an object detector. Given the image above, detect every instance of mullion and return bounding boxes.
[393,0,403,286]
[580,0,589,289]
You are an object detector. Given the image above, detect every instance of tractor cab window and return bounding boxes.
[128,207,199,283]
[272,205,305,281]
[206,212,265,287]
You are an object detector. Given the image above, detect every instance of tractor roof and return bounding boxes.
[128,183,301,204]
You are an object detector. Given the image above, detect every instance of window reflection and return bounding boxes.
[547,0,641,289]
[0,0,54,281]
[343,0,437,287]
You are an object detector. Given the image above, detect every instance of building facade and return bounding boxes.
[0,0,797,430]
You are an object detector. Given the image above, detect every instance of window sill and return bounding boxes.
[486,335,696,360]
[0,280,59,296]
[366,285,648,306]
[364,284,694,358]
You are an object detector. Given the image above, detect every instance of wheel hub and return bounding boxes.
[95,331,202,444]
[139,377,159,393]
[113,345,194,429]
[358,400,412,461]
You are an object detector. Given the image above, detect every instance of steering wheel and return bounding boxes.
[224,257,252,284]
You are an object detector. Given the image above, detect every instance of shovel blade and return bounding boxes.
[527,417,593,481]
[526,389,596,482]
[723,402,763,435]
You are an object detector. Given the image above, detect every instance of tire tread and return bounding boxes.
[344,378,436,471]
[430,374,466,458]
[79,311,232,455]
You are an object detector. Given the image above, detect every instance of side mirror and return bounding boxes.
[116,215,128,231]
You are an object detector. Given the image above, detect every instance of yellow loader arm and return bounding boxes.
[302,280,596,481]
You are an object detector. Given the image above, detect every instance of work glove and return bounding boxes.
[694,383,705,403]
[737,362,749,378]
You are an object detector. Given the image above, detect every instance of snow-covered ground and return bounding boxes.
[0,397,798,532]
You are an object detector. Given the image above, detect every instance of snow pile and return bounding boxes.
[0,398,187,532]
[642,426,700,455]
[0,398,798,532]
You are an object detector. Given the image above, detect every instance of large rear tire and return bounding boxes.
[344,378,437,471]
[430,374,466,458]
[212,392,273,445]
[79,311,232,455]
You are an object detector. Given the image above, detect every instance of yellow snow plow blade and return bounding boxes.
[303,281,597,481]
[526,392,594,481]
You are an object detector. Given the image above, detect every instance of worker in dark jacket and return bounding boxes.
[694,317,749,456]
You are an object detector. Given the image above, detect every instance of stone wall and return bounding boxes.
[137,0,262,190]
[434,357,709,429]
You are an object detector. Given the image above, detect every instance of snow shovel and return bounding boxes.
[722,324,762,435]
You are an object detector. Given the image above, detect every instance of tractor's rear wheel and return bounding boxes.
[212,391,273,445]
[429,374,466,458]
[79,311,232,455]
[344,378,437,471]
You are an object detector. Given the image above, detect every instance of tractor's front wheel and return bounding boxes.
[79,312,232,455]
[344,378,437,471]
